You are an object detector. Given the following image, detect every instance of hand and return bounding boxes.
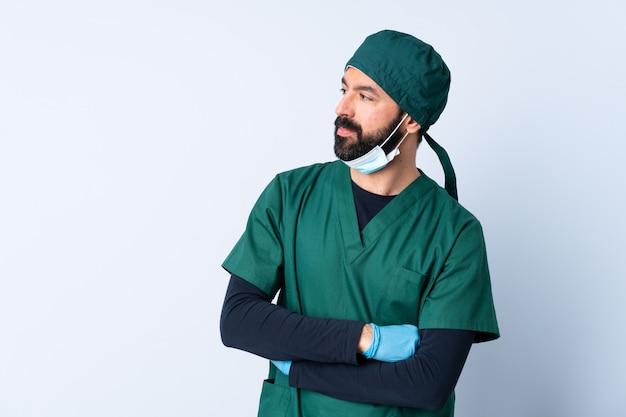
[271,360,292,375]
[362,323,420,362]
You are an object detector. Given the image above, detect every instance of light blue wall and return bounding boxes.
[1,1,624,416]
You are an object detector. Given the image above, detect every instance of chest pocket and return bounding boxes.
[375,266,429,326]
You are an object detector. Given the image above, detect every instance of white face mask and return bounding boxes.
[341,113,409,174]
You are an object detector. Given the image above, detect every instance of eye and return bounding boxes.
[339,88,346,95]
[359,93,372,101]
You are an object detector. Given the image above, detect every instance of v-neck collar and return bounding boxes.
[333,161,435,262]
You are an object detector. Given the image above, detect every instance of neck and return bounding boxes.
[350,134,420,196]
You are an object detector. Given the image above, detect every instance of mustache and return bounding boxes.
[334,116,362,135]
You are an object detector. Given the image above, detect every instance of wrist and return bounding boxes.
[357,323,374,353]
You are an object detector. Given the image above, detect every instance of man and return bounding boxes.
[220,30,499,417]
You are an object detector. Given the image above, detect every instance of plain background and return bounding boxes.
[1,1,625,416]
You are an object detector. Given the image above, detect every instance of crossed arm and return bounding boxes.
[220,274,474,411]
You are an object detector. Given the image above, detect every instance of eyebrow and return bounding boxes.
[341,77,380,97]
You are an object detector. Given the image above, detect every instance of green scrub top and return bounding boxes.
[223,161,499,417]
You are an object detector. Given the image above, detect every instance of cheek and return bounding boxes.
[359,110,387,132]
[354,103,373,120]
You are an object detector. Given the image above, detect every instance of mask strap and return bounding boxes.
[386,130,410,157]
[423,133,458,201]
[380,113,409,148]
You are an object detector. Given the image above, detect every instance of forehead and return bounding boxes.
[343,67,382,92]
[342,66,397,103]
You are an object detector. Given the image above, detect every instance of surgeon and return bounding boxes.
[220,30,499,417]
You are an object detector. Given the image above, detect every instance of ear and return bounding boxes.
[405,115,421,134]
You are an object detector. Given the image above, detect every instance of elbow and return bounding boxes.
[220,317,241,349]
[219,302,237,348]
[393,377,455,410]
[219,287,249,349]
[399,365,456,411]
[423,394,452,412]
[219,320,232,347]
[418,382,455,411]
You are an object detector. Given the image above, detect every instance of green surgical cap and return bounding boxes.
[346,30,450,132]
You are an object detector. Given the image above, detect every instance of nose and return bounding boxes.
[335,94,354,118]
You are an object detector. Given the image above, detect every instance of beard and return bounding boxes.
[334,111,406,161]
